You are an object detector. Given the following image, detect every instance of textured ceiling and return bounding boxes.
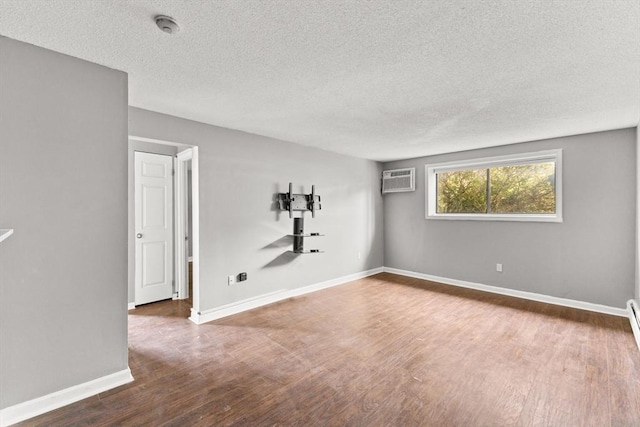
[1,0,638,161]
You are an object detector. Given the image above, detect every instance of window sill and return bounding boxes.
[426,214,562,223]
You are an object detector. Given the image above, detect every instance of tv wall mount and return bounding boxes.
[277,183,324,254]
[277,182,322,218]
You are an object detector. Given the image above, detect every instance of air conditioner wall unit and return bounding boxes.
[382,168,415,193]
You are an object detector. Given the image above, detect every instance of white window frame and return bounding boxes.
[425,149,562,222]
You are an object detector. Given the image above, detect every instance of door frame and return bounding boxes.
[175,148,199,307]
[128,136,200,317]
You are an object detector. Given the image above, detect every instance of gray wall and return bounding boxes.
[0,37,128,408]
[127,140,178,303]
[129,107,384,312]
[383,129,636,308]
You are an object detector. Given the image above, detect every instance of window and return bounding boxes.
[425,150,562,222]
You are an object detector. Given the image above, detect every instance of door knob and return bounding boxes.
[136,233,143,238]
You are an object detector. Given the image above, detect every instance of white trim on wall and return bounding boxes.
[628,299,640,352]
[189,267,384,324]
[189,146,200,317]
[127,302,135,310]
[0,369,133,427]
[175,148,193,300]
[128,135,186,148]
[188,266,630,324]
[384,267,628,317]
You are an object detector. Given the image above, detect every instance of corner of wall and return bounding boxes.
[636,126,639,301]
[0,36,129,413]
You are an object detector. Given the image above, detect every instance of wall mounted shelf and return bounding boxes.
[0,229,14,243]
[291,218,324,254]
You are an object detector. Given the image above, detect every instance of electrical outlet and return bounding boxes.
[496,263,503,273]
[228,275,235,285]
[239,272,247,282]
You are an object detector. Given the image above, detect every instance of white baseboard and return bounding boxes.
[189,267,384,324]
[0,368,133,427]
[383,267,628,317]
[628,299,640,352]
[189,265,628,323]
[127,302,135,310]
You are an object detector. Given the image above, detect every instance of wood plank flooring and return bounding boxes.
[15,273,640,426]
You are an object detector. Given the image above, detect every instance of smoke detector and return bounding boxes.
[155,15,180,34]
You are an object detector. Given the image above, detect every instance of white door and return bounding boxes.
[135,152,174,305]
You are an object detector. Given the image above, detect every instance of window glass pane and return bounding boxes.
[437,169,487,213]
[489,162,555,214]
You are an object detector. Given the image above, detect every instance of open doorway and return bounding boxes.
[128,136,200,318]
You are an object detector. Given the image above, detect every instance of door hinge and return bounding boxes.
[172,169,175,176]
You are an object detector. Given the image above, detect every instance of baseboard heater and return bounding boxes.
[628,299,640,352]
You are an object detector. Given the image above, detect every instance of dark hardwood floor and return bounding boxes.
[16,273,640,426]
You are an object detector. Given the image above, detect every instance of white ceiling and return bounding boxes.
[1,1,638,161]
